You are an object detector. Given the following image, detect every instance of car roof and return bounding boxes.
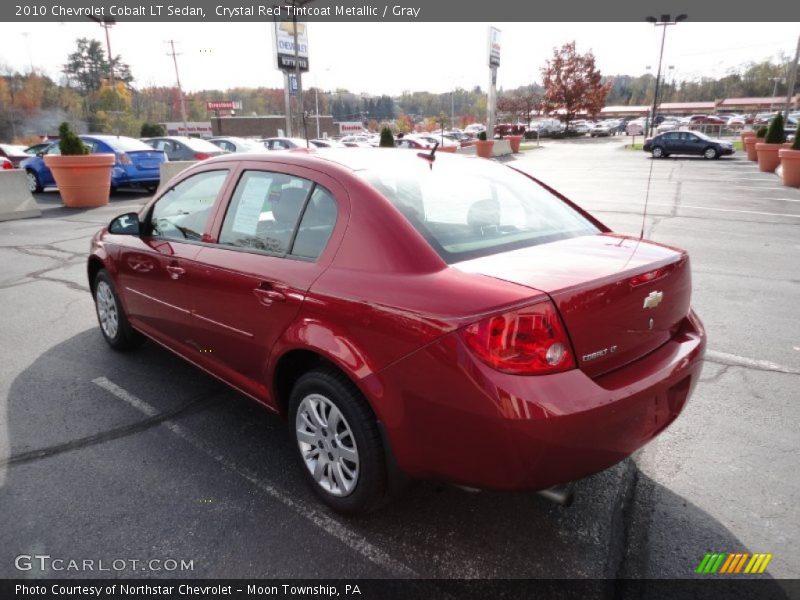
[200,147,478,173]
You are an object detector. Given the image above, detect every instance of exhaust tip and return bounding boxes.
[537,484,575,507]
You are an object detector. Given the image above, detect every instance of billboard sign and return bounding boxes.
[339,122,365,134]
[206,100,241,111]
[488,26,501,67]
[273,20,309,73]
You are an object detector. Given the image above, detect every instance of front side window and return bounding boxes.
[219,171,311,254]
[360,157,599,263]
[150,170,229,241]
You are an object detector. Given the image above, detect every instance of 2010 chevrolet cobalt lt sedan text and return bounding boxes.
[88,149,706,513]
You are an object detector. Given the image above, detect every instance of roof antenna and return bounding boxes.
[416,142,438,169]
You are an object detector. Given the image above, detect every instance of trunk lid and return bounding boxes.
[454,233,692,378]
[126,150,165,172]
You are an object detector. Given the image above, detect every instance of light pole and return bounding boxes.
[645,14,686,137]
[769,77,783,111]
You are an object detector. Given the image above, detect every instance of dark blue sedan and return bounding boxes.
[22,135,166,193]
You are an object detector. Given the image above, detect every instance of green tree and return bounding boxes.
[379,126,394,147]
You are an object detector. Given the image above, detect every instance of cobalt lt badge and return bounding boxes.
[643,290,664,309]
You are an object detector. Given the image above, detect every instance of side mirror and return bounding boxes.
[36,152,44,157]
[108,212,141,235]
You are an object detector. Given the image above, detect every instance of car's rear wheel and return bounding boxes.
[703,147,719,159]
[93,269,144,351]
[26,170,42,193]
[289,367,387,514]
[652,146,665,158]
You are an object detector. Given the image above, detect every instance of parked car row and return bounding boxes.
[22,135,167,193]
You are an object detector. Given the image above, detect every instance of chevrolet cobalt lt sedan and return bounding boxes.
[88,149,706,513]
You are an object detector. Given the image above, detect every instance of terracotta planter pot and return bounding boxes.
[755,142,782,173]
[438,145,457,153]
[507,135,523,153]
[44,154,115,208]
[779,148,800,187]
[744,136,760,161]
[475,140,494,158]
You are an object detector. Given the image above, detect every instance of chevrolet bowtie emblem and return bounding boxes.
[643,291,664,309]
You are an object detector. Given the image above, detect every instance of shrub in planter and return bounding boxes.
[475,130,494,158]
[44,122,114,208]
[379,126,394,148]
[755,114,785,173]
[778,122,800,187]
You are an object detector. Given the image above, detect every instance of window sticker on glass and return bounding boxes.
[232,175,274,236]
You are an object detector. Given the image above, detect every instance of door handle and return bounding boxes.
[253,283,286,306]
[166,264,185,280]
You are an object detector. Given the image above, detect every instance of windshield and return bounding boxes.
[359,157,599,263]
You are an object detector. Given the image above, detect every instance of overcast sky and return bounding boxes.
[0,22,798,95]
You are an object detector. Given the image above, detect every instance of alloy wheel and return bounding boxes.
[295,393,360,497]
[95,280,119,339]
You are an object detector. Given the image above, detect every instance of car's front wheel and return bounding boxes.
[93,269,144,351]
[652,146,665,158]
[26,170,42,193]
[289,367,387,514]
[703,147,719,159]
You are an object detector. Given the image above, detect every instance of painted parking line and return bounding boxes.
[578,200,800,218]
[92,376,419,578]
[704,351,800,376]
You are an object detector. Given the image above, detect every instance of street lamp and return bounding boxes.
[645,13,686,136]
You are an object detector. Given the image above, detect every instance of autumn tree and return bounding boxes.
[541,41,610,129]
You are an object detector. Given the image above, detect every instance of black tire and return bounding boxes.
[289,367,387,514]
[93,269,144,351]
[703,147,719,160]
[26,170,42,193]
[652,146,665,158]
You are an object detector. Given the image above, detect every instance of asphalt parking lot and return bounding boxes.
[0,139,798,589]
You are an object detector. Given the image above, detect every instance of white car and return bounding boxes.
[656,119,681,134]
[626,120,648,136]
[464,123,486,136]
[208,137,264,153]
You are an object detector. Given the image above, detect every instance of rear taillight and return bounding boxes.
[194,152,211,160]
[460,301,575,375]
[115,152,132,165]
[2,160,12,170]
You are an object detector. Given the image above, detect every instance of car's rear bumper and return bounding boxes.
[365,311,706,490]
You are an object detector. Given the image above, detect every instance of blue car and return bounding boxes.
[22,135,166,193]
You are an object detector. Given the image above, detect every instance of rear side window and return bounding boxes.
[360,158,598,263]
[151,170,228,241]
[219,171,311,254]
[292,186,338,259]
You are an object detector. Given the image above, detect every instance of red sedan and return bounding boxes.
[88,150,706,513]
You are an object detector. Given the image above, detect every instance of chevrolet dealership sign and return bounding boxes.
[273,20,309,72]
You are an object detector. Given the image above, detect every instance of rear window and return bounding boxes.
[94,137,155,152]
[359,157,599,263]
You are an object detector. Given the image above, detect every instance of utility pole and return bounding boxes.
[166,40,188,135]
[783,34,800,124]
[645,14,687,137]
[88,16,116,86]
